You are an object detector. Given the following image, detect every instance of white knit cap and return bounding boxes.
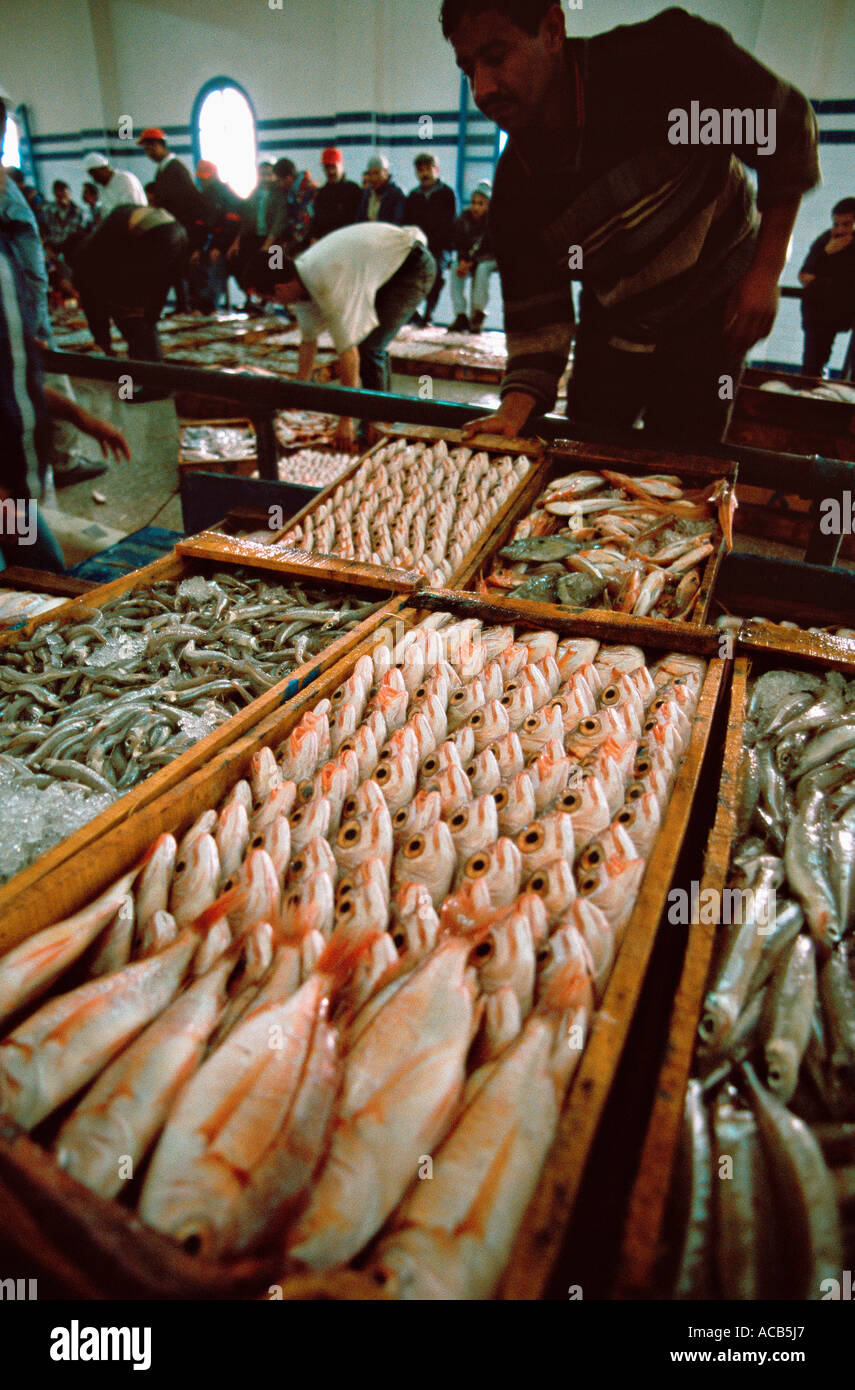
[83,151,110,171]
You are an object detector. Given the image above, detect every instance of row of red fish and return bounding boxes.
[277,437,532,581]
[0,615,705,1297]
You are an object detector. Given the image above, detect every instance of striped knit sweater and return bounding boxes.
[491,7,821,413]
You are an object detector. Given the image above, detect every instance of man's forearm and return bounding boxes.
[297,341,317,379]
[43,386,86,427]
[750,196,803,282]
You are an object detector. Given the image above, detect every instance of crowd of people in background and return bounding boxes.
[7,134,500,342]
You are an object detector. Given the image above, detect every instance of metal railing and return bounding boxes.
[42,345,854,565]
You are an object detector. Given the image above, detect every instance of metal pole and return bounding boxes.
[250,412,279,481]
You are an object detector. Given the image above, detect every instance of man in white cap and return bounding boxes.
[357,155,405,225]
[82,153,146,216]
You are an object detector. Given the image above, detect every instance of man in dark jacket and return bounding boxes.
[402,154,457,325]
[312,147,362,243]
[72,204,188,369]
[189,161,244,313]
[138,127,205,310]
[799,198,855,378]
[442,1,820,449]
[227,162,276,314]
[357,156,405,226]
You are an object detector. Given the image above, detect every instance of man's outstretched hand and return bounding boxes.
[723,267,780,358]
[460,390,537,443]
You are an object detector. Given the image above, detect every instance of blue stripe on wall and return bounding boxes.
[811,99,855,114]
[28,108,854,165]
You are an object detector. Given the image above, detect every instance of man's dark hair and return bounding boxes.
[440,0,555,40]
[83,181,98,197]
[8,167,24,186]
[273,157,297,181]
[415,152,438,167]
[832,197,855,217]
[259,160,274,170]
[52,179,70,194]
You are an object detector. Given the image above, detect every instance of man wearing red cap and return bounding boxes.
[311,148,361,243]
[138,129,206,311]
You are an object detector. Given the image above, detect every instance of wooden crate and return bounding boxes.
[459,438,737,633]
[0,552,402,951]
[727,380,855,463]
[178,418,258,477]
[616,637,855,1298]
[262,425,546,590]
[710,553,855,669]
[0,569,95,631]
[176,533,424,595]
[0,597,726,1299]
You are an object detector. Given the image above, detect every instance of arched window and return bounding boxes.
[192,78,257,198]
[2,113,20,168]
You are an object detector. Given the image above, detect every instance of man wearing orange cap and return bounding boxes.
[138,129,205,311]
[311,148,361,243]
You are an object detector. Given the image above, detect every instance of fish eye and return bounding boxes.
[374,766,390,784]
[617,809,633,825]
[393,931,406,950]
[450,811,467,828]
[291,857,304,874]
[643,719,656,733]
[470,711,483,726]
[493,789,507,808]
[523,716,538,731]
[423,756,438,774]
[472,938,493,960]
[394,808,409,826]
[581,718,598,733]
[378,747,393,763]
[520,826,541,848]
[251,834,264,848]
[406,835,424,855]
[175,860,186,873]
[223,878,235,891]
[338,821,360,846]
[290,808,305,826]
[530,871,548,893]
[466,852,489,876]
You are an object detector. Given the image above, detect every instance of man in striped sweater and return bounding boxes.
[441,2,820,446]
